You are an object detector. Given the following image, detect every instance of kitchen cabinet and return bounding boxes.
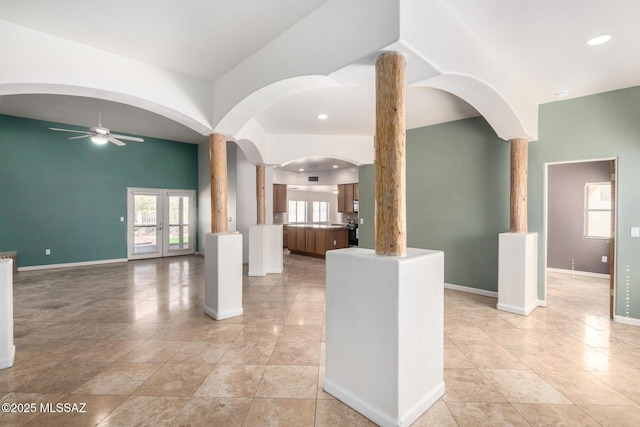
[337,182,358,213]
[288,227,297,251]
[285,225,348,257]
[273,184,287,212]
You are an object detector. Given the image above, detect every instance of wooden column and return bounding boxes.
[256,164,266,225]
[375,51,406,256]
[510,138,528,233]
[210,133,228,233]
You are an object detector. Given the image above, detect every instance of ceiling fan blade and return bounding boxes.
[68,134,94,140]
[111,134,144,143]
[107,136,126,146]
[49,127,91,135]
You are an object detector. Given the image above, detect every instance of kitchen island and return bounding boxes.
[285,224,349,258]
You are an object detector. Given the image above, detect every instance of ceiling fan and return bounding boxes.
[49,103,144,146]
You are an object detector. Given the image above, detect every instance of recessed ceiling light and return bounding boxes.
[555,90,570,98]
[298,168,304,172]
[586,34,613,46]
[317,114,328,120]
[332,165,338,169]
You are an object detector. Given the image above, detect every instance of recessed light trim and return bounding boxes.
[555,90,570,98]
[317,114,328,120]
[586,34,613,46]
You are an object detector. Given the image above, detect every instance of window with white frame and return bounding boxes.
[288,200,308,223]
[312,201,330,223]
[584,182,611,239]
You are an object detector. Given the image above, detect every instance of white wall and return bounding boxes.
[197,141,210,254]
[236,148,257,263]
[273,166,358,185]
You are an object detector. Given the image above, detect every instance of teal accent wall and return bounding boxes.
[0,114,198,267]
[359,117,510,291]
[532,86,640,319]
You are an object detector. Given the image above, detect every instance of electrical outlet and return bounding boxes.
[632,227,640,237]
[120,217,125,222]
[45,249,51,255]
[602,255,608,263]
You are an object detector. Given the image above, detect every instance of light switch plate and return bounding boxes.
[360,218,364,225]
[632,227,640,237]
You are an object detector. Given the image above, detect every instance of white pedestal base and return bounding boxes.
[497,232,538,316]
[204,233,243,320]
[325,248,445,427]
[1,259,15,370]
[248,225,283,276]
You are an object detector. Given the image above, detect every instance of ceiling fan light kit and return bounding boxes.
[49,103,144,147]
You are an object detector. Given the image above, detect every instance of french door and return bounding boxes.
[127,188,195,259]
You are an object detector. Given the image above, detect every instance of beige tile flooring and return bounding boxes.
[1,254,639,426]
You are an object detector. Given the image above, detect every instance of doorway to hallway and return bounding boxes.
[545,158,616,318]
[127,187,195,260]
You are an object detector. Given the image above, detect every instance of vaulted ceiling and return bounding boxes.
[1,0,638,166]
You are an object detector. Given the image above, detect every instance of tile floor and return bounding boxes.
[1,254,639,426]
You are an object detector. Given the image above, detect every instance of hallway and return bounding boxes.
[1,255,639,426]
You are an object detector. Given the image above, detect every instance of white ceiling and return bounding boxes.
[1,0,639,159]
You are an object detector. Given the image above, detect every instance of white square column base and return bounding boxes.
[204,232,243,320]
[498,232,538,316]
[248,225,283,276]
[325,248,445,427]
[1,259,15,370]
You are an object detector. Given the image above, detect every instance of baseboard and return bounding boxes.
[0,345,15,370]
[248,270,267,277]
[444,283,498,298]
[18,258,128,272]
[203,305,243,321]
[614,315,640,327]
[537,299,547,307]
[547,268,610,279]
[497,301,538,316]
[323,377,445,427]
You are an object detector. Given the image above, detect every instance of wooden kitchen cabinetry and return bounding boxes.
[285,225,348,257]
[273,184,287,212]
[337,183,358,213]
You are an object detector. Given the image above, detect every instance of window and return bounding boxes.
[584,182,611,239]
[288,200,308,223]
[312,201,330,223]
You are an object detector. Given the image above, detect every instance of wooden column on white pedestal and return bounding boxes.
[498,137,538,316]
[375,51,407,256]
[205,133,242,320]
[210,133,228,233]
[324,51,445,427]
[256,164,266,225]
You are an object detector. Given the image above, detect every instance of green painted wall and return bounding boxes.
[359,117,510,291]
[0,114,198,267]
[532,86,640,319]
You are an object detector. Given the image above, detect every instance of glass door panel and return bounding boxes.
[128,190,163,259]
[164,192,194,256]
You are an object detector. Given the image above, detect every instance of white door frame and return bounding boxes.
[127,187,196,260]
[543,157,617,316]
